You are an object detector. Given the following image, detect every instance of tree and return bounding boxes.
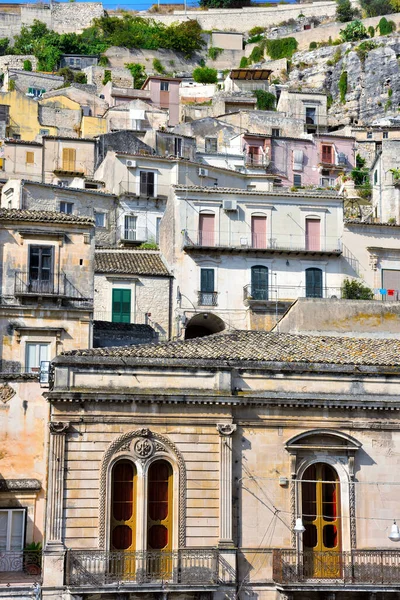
[359,0,393,16]
[336,0,357,22]
[23,59,32,71]
[253,90,276,110]
[192,66,218,84]
[377,16,395,35]
[125,63,147,89]
[342,278,374,300]
[340,20,368,42]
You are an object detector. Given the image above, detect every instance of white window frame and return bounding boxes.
[0,509,26,551]
[59,201,73,214]
[160,81,169,92]
[137,170,157,198]
[25,342,50,374]
[124,215,137,241]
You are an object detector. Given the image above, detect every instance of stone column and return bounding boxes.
[217,423,237,547]
[42,421,69,596]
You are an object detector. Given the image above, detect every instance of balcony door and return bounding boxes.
[199,268,216,306]
[124,216,137,241]
[305,218,321,251]
[147,460,173,578]
[199,214,215,246]
[251,216,267,249]
[0,509,25,572]
[301,463,341,578]
[112,289,131,323]
[29,245,53,293]
[251,266,268,301]
[306,268,323,298]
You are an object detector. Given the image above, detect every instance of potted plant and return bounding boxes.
[24,542,42,576]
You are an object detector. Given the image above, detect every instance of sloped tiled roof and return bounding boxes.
[61,330,400,367]
[173,184,341,199]
[94,250,170,277]
[0,208,94,225]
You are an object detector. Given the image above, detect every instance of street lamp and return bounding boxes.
[389,521,400,542]
[294,518,306,579]
[294,518,306,534]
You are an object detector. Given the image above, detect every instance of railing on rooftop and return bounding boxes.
[66,549,219,587]
[0,550,42,584]
[272,549,400,586]
[183,230,342,254]
[14,271,90,301]
[243,284,343,303]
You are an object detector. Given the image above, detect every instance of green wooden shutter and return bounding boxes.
[306,268,323,298]
[201,269,214,292]
[251,266,268,300]
[112,288,131,323]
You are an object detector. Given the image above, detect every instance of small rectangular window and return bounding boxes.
[95,212,106,228]
[124,215,137,241]
[174,137,182,157]
[160,81,169,91]
[383,131,388,139]
[305,107,316,124]
[40,129,50,136]
[367,132,373,139]
[26,151,34,165]
[205,137,218,153]
[321,145,333,163]
[60,201,73,214]
[293,174,302,187]
[26,342,49,373]
[272,128,280,137]
[62,148,76,171]
[140,171,155,196]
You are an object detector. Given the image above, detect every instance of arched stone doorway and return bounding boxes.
[184,313,225,340]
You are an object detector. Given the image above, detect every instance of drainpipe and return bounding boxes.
[168,276,173,341]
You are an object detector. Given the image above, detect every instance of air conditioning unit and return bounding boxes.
[240,237,249,246]
[126,160,136,168]
[223,199,238,211]
[198,167,208,177]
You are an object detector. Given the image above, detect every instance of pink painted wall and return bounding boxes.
[147,78,181,126]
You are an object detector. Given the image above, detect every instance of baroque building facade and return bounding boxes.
[39,330,400,600]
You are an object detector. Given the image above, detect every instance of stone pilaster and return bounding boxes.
[42,421,69,594]
[217,423,237,547]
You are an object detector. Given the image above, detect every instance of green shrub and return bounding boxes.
[74,71,87,83]
[342,278,374,300]
[8,79,15,91]
[208,46,223,60]
[152,57,165,73]
[332,48,342,64]
[336,0,357,22]
[192,66,218,83]
[388,87,393,96]
[125,63,147,88]
[355,40,377,64]
[58,66,75,82]
[309,41,318,49]
[340,20,368,42]
[98,55,109,66]
[199,58,206,67]
[368,25,375,37]
[239,56,249,68]
[23,59,32,71]
[248,44,263,63]
[248,26,265,36]
[338,70,348,103]
[0,38,10,56]
[378,16,394,35]
[102,69,112,85]
[247,34,263,44]
[327,93,333,109]
[265,37,298,59]
[253,89,276,110]
[360,0,393,17]
[385,99,392,110]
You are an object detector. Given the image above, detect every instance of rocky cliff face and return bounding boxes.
[289,34,400,125]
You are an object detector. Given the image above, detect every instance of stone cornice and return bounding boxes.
[0,479,41,492]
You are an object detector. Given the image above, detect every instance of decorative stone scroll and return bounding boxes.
[0,383,16,404]
[98,428,186,549]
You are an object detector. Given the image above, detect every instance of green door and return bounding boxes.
[112,289,131,323]
[251,266,268,300]
[306,268,323,298]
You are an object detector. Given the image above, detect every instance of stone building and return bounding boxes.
[41,329,400,600]
[0,208,94,591]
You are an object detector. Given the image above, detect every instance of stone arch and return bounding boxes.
[184,312,225,339]
[99,428,186,549]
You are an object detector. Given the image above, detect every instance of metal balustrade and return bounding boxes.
[198,291,218,306]
[243,284,344,302]
[66,549,219,587]
[14,271,90,300]
[272,549,400,585]
[0,551,42,583]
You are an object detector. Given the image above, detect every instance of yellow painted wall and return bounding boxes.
[0,90,57,141]
[81,115,107,138]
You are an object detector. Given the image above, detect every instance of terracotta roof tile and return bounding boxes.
[0,208,94,225]
[94,250,170,277]
[61,330,400,367]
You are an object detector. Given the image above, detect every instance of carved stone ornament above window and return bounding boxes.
[0,383,16,404]
[49,421,70,435]
[98,428,187,549]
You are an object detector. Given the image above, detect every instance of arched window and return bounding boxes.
[251,266,268,301]
[305,268,323,298]
[111,460,136,551]
[147,460,173,551]
[301,463,341,578]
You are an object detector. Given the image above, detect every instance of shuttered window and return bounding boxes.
[321,145,333,163]
[306,268,323,298]
[62,148,76,171]
[26,151,34,165]
[251,266,268,301]
[112,288,131,323]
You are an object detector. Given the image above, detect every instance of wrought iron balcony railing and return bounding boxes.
[66,549,219,587]
[245,154,269,168]
[198,291,218,306]
[14,271,90,301]
[183,230,342,254]
[120,226,149,243]
[272,549,400,585]
[0,550,42,583]
[243,284,344,303]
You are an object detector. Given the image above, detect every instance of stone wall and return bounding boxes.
[83,66,134,91]
[143,0,356,32]
[93,321,158,347]
[0,54,37,72]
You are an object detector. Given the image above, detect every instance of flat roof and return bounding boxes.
[230,68,272,81]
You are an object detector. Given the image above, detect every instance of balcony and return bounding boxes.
[243,284,343,304]
[273,549,400,587]
[14,271,90,301]
[66,549,219,588]
[120,226,149,244]
[183,231,342,255]
[0,550,42,584]
[198,291,218,306]
[245,153,269,169]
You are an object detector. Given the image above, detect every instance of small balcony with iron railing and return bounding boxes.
[119,226,149,245]
[0,550,42,585]
[243,284,343,305]
[66,549,219,589]
[272,549,400,588]
[245,153,269,169]
[197,291,218,307]
[183,231,342,255]
[14,271,91,302]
